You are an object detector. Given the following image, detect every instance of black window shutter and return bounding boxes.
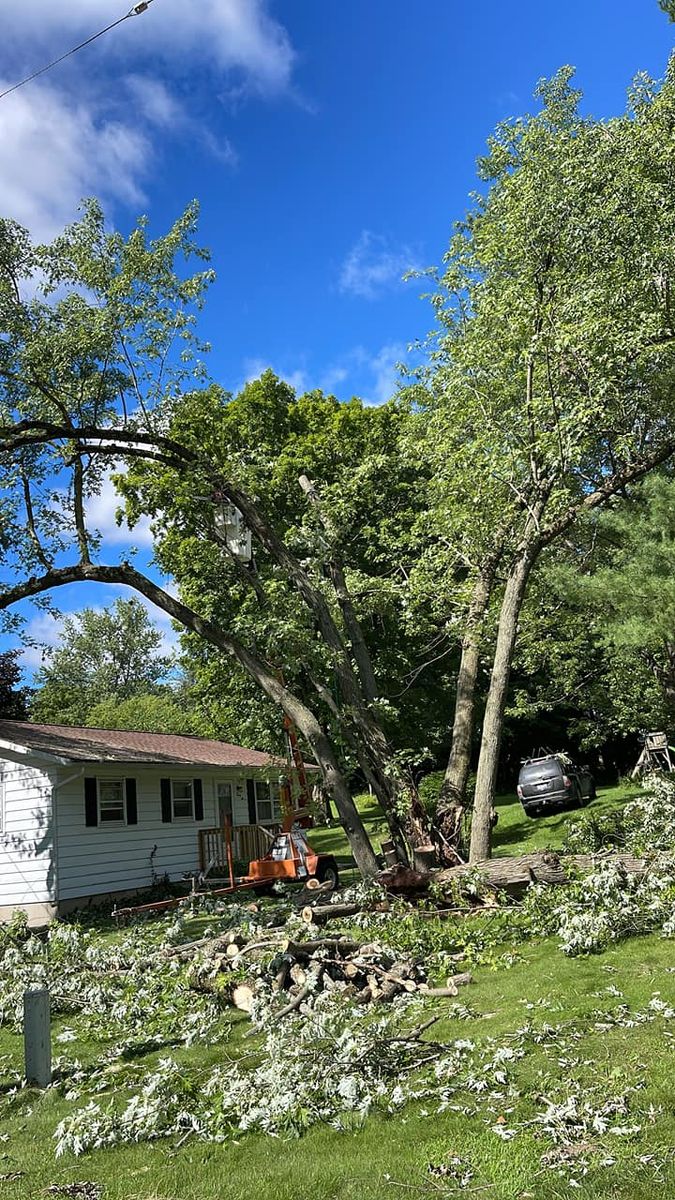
[125,778,138,825]
[193,778,204,821]
[84,777,98,827]
[246,778,256,823]
[160,778,172,823]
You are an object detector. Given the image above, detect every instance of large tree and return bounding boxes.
[420,60,675,858]
[0,649,28,719]
[0,202,417,877]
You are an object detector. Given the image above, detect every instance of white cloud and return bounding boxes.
[360,342,408,405]
[0,80,149,240]
[241,358,308,393]
[339,231,419,300]
[86,468,155,550]
[1,0,295,98]
[237,341,410,406]
[20,611,65,671]
[124,75,182,127]
[125,77,239,166]
[0,1,296,239]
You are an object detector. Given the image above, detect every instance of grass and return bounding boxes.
[309,781,643,870]
[0,781,670,1200]
[491,781,643,857]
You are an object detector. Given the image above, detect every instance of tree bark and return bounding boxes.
[469,544,538,862]
[435,850,651,893]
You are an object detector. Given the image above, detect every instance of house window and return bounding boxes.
[171,779,194,820]
[98,779,126,824]
[254,780,281,823]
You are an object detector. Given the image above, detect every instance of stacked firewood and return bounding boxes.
[180,929,471,1016]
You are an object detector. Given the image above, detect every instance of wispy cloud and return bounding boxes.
[85,468,155,551]
[124,75,183,128]
[339,231,419,300]
[0,80,148,241]
[1,0,296,98]
[358,342,408,405]
[238,341,411,406]
[0,1,296,238]
[241,357,308,394]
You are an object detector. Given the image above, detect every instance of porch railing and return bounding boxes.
[199,823,280,874]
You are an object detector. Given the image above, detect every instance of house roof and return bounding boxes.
[0,720,293,770]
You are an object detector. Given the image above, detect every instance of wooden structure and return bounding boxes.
[199,822,280,873]
[631,731,674,778]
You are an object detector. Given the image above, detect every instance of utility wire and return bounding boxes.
[0,2,155,103]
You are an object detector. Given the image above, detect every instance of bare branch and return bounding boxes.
[71,454,91,564]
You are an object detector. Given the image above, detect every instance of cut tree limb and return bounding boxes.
[301,902,363,925]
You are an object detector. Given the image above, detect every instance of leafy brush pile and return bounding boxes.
[52,987,675,1194]
[53,997,435,1154]
[0,898,286,1048]
[563,773,675,855]
[524,857,675,954]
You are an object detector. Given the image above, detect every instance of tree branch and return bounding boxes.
[298,473,378,702]
[540,439,675,547]
[21,474,51,571]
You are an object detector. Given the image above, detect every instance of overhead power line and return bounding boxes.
[0,2,155,103]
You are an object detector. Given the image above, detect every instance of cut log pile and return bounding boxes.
[184,929,472,1016]
[157,848,658,1019]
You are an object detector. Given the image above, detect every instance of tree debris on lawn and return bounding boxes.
[186,929,472,1014]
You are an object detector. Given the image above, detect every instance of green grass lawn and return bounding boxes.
[1,781,670,1200]
[310,782,643,869]
[491,781,643,857]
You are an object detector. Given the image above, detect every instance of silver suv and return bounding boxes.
[517,753,595,818]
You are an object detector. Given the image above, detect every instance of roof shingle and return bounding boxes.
[0,720,289,769]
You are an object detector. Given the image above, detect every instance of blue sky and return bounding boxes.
[1,0,673,676]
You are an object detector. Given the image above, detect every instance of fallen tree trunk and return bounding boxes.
[381,851,651,898]
[436,851,650,894]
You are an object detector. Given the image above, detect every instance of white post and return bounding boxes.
[23,988,51,1087]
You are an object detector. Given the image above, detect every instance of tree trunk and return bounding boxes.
[469,544,538,862]
[440,564,496,809]
[0,559,381,880]
[435,850,651,893]
[431,563,498,864]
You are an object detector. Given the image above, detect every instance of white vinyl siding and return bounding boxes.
[0,759,54,907]
[0,759,289,912]
[54,768,216,901]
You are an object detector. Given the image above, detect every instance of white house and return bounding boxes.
[0,720,292,925]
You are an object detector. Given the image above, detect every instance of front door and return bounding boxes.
[217,781,233,828]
